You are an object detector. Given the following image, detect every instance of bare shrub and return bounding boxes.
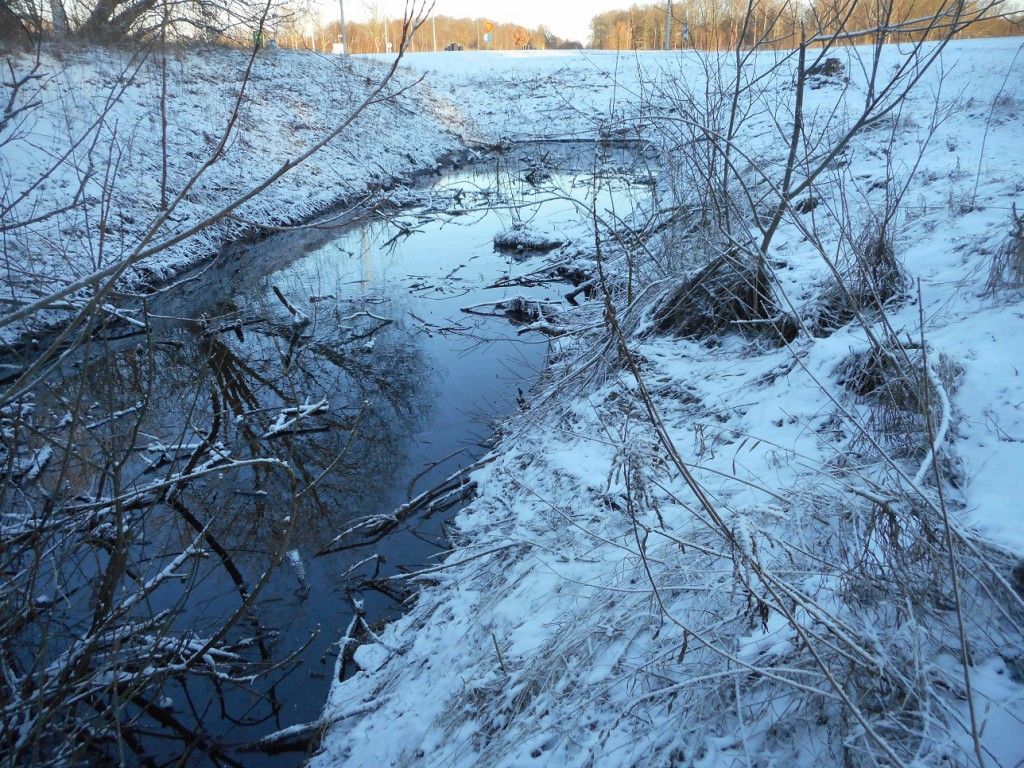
[0,3,438,762]
[812,225,906,335]
[986,204,1024,293]
[835,342,963,462]
[653,252,800,344]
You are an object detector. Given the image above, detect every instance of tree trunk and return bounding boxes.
[52,0,69,34]
[0,3,33,49]
[79,0,157,41]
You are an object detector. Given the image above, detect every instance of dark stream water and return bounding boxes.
[9,142,655,766]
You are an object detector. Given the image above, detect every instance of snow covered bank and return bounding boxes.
[0,44,473,345]
[313,40,1024,766]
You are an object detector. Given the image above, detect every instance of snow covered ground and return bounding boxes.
[4,33,1024,768]
[309,40,1024,767]
[372,49,675,140]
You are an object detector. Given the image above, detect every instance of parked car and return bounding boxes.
[444,42,464,51]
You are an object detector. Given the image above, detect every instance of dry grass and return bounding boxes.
[653,252,800,345]
[986,204,1024,294]
[835,342,962,460]
[811,227,906,336]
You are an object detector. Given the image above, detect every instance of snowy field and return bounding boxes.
[373,49,684,140]
[4,33,1024,768]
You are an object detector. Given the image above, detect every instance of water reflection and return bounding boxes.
[14,142,655,766]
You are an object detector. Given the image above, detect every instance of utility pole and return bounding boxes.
[338,0,348,53]
[432,15,437,51]
[664,0,672,51]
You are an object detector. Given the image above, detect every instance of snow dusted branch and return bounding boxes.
[262,398,329,439]
[272,284,310,329]
[0,8,427,334]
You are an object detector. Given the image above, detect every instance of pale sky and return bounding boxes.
[326,1,647,44]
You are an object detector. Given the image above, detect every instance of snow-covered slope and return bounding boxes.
[312,40,1024,767]
[0,44,472,344]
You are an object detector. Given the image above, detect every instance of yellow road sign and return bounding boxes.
[484,22,494,33]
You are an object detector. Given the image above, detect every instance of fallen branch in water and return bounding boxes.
[272,285,310,329]
[461,296,562,325]
[262,398,329,439]
[239,700,382,756]
[316,454,496,556]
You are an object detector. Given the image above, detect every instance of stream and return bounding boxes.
[7,142,656,766]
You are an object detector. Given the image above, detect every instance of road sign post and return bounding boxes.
[338,0,347,54]
[665,1,671,51]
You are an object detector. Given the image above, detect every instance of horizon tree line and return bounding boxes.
[1,0,1019,51]
[272,13,583,54]
[590,0,1021,50]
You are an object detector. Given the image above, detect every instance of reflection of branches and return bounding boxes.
[381,223,422,250]
[204,335,286,421]
[316,454,494,555]
[131,693,246,768]
[340,310,393,342]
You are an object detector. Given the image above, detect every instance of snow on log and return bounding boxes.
[493,224,564,255]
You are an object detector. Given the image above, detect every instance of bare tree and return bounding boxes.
[0,0,302,42]
[0,1,437,763]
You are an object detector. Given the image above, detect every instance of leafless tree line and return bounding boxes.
[590,0,1021,50]
[271,13,579,55]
